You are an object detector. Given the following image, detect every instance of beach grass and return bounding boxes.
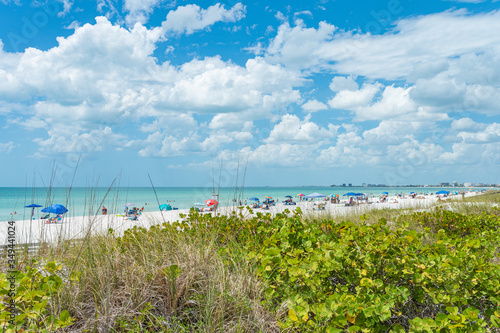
[36,221,279,332]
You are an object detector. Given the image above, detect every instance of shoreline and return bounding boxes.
[0,191,487,246]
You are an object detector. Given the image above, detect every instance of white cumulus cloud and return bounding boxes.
[301,99,328,112]
[162,3,246,35]
[124,0,164,25]
[265,114,336,144]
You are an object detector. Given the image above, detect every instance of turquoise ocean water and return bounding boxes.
[0,186,489,222]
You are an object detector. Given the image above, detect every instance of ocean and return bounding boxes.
[0,186,487,222]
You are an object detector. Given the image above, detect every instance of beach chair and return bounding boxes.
[41,214,49,219]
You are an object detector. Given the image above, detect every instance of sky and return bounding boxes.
[0,0,499,187]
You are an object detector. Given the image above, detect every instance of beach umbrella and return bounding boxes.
[382,192,389,195]
[25,204,42,220]
[436,190,450,195]
[344,192,357,196]
[297,193,305,197]
[284,195,293,198]
[159,204,172,211]
[264,196,272,199]
[410,192,416,194]
[25,204,42,208]
[41,204,68,215]
[355,193,365,196]
[249,197,259,201]
[305,192,326,198]
[205,199,218,207]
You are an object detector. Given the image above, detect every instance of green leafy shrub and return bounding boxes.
[174,207,500,332]
[0,261,75,332]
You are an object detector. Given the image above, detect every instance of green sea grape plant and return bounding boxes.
[175,207,500,332]
[0,261,75,332]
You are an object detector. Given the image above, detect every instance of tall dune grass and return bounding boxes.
[32,217,279,332]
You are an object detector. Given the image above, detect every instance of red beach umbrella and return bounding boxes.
[205,199,218,207]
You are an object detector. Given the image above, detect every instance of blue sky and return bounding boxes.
[0,0,499,187]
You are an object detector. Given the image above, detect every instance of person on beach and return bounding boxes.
[102,206,107,215]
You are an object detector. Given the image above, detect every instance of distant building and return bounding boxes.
[342,183,346,187]
[439,182,450,187]
[464,182,474,187]
[348,183,352,187]
[362,183,367,187]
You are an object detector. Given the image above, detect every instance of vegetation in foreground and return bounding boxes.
[1,193,500,332]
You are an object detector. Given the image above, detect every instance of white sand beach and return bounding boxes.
[0,191,485,246]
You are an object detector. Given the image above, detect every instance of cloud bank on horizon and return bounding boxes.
[0,0,499,186]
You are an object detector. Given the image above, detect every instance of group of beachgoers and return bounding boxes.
[193,204,218,213]
[252,199,276,210]
[43,214,63,224]
[120,206,144,220]
[246,190,478,209]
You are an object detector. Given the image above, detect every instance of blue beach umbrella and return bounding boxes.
[382,192,389,195]
[284,195,293,198]
[41,204,68,215]
[25,204,43,208]
[159,204,172,211]
[25,204,42,220]
[249,197,259,201]
[344,192,357,196]
[436,190,450,195]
